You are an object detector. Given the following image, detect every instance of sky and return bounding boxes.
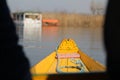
[7,0,108,14]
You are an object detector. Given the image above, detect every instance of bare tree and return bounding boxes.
[91,0,96,15]
[91,0,105,15]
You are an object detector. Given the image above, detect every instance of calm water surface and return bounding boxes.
[17,25,106,67]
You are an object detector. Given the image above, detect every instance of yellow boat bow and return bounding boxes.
[31,38,106,74]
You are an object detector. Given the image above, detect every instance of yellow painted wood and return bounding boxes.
[31,38,106,75]
[31,52,57,74]
[32,75,48,80]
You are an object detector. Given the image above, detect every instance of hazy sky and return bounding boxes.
[7,0,108,14]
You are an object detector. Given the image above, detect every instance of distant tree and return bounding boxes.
[91,0,105,15]
[91,0,96,15]
[96,2,105,15]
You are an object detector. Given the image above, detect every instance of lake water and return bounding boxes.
[17,25,106,68]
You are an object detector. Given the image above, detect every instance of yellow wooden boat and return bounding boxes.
[31,38,106,75]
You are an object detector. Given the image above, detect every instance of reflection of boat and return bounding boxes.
[31,38,106,74]
[11,12,42,26]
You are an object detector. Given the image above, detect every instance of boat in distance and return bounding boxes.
[31,38,106,74]
[11,12,42,27]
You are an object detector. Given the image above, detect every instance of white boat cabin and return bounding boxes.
[11,12,42,26]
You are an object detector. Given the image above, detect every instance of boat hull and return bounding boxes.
[31,38,106,74]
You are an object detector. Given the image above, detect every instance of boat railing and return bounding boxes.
[55,53,80,59]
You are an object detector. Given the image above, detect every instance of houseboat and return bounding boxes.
[11,12,42,27]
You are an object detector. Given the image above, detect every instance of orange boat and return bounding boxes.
[42,19,59,26]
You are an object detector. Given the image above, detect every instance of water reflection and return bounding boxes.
[24,24,42,42]
[42,26,59,43]
[17,25,106,69]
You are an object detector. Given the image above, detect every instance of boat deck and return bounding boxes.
[31,38,105,74]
